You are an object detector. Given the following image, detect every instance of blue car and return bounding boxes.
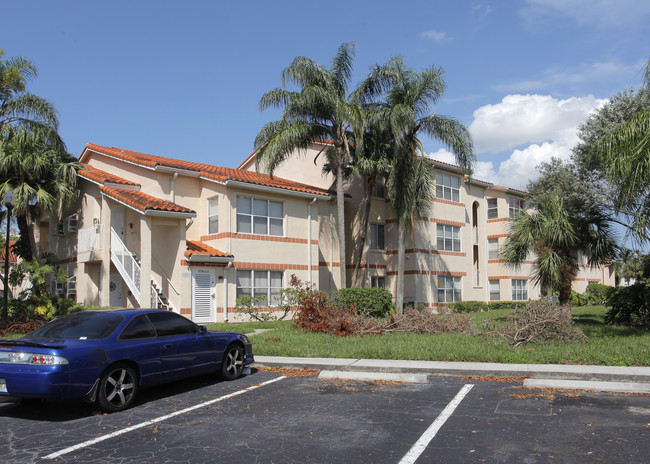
[0,309,254,412]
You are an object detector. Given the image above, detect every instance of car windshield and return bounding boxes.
[26,312,125,340]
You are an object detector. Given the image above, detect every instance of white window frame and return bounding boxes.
[371,276,386,289]
[437,224,461,252]
[488,238,499,260]
[512,279,528,301]
[508,197,525,219]
[489,280,500,301]
[208,197,218,235]
[437,276,461,303]
[436,172,460,202]
[236,196,284,236]
[371,176,386,199]
[370,223,385,251]
[236,270,284,306]
[487,198,498,220]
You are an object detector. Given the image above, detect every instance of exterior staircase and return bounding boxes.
[110,228,174,311]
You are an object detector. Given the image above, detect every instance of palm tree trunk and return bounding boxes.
[336,164,347,288]
[354,175,372,286]
[396,220,405,314]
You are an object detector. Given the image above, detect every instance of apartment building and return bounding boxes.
[46,142,614,322]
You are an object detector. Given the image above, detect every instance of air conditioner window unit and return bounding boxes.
[67,214,78,232]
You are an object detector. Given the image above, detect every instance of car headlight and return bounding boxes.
[0,352,68,365]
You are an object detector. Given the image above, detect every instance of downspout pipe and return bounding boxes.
[308,197,317,284]
[223,261,233,322]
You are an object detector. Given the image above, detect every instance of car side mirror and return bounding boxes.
[198,325,207,334]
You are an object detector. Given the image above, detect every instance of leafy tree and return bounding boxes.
[255,43,364,288]
[574,58,650,243]
[355,57,474,313]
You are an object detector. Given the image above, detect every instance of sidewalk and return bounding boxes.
[253,356,650,394]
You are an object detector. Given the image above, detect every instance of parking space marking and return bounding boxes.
[42,376,286,460]
[398,383,474,464]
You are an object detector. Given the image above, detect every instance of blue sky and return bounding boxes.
[2,0,649,191]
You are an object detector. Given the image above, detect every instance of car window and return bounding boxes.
[147,312,197,337]
[120,315,157,340]
[27,313,124,340]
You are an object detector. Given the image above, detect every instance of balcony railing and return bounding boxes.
[78,224,103,253]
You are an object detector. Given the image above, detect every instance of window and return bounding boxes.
[437,276,461,303]
[437,224,460,252]
[55,220,65,235]
[488,238,499,260]
[512,279,528,301]
[237,196,283,236]
[436,172,460,202]
[371,176,386,198]
[370,223,385,250]
[489,280,500,301]
[487,198,498,219]
[208,197,218,234]
[120,315,156,340]
[371,276,386,289]
[148,312,198,336]
[236,270,283,306]
[508,197,525,219]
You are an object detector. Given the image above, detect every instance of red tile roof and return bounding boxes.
[185,240,233,259]
[99,186,195,216]
[82,143,331,197]
[0,241,18,263]
[78,164,140,187]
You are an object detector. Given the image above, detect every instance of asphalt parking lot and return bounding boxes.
[1,368,648,464]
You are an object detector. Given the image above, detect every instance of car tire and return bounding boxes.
[221,344,244,380]
[97,363,138,412]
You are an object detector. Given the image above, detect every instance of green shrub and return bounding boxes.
[585,283,613,305]
[605,282,650,328]
[447,300,489,313]
[328,287,395,318]
[487,301,527,310]
[572,290,589,306]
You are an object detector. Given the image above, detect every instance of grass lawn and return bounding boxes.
[207,305,650,366]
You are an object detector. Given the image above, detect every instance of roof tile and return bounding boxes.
[185,240,232,259]
[99,186,195,215]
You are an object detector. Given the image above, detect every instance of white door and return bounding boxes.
[110,206,125,239]
[192,268,215,323]
[109,272,123,307]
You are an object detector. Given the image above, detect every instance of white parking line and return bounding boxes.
[42,376,286,460]
[398,384,474,464]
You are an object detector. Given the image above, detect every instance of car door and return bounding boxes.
[118,315,162,385]
[147,312,215,379]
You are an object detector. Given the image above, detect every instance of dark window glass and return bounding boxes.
[120,316,156,340]
[147,312,197,337]
[27,313,124,340]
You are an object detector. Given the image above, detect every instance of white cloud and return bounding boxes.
[420,29,450,41]
[469,94,605,153]
[521,0,650,28]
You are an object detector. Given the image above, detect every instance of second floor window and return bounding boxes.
[208,197,218,234]
[437,224,460,252]
[436,172,460,202]
[508,197,525,219]
[371,176,386,199]
[237,196,283,236]
[488,238,499,260]
[370,223,385,250]
[487,198,498,219]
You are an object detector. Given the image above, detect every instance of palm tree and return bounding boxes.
[255,43,364,288]
[501,191,617,305]
[356,57,475,313]
[0,126,79,261]
[0,49,60,134]
[598,58,650,242]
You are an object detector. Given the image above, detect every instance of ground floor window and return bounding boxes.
[512,279,528,301]
[236,270,283,306]
[437,276,461,303]
[371,276,386,289]
[489,280,500,301]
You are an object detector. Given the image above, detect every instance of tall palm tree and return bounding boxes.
[356,57,475,313]
[598,58,650,242]
[0,125,79,260]
[255,43,364,288]
[501,191,617,305]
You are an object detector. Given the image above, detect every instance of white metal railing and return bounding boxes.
[473,226,479,244]
[111,228,141,301]
[78,225,103,253]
